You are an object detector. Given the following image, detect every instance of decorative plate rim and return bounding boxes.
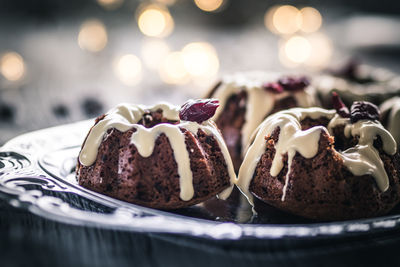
[1,120,400,240]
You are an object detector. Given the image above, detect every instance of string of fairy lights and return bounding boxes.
[0,0,332,87]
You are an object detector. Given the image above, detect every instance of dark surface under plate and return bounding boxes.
[1,120,400,266]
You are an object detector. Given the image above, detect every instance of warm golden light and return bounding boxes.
[137,4,174,38]
[265,5,322,35]
[181,42,219,78]
[78,20,108,52]
[264,5,280,34]
[0,52,25,81]
[194,0,224,12]
[284,36,311,63]
[280,35,311,66]
[114,54,142,86]
[272,5,302,35]
[97,0,123,10]
[159,52,190,84]
[279,45,299,68]
[299,7,322,33]
[305,33,333,68]
[141,39,170,70]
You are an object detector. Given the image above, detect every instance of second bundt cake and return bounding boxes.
[237,97,400,220]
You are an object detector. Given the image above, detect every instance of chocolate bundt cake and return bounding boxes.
[77,100,236,209]
[237,97,400,220]
[207,71,319,172]
[315,61,400,108]
[380,96,400,147]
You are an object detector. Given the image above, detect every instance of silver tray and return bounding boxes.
[1,120,400,240]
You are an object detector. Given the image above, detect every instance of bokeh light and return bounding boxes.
[272,5,302,35]
[305,33,333,68]
[78,19,108,52]
[137,4,174,38]
[97,0,124,10]
[194,0,224,12]
[114,54,142,86]
[299,7,322,33]
[141,39,170,70]
[264,5,279,34]
[279,33,332,68]
[181,42,219,78]
[284,36,311,63]
[265,5,322,35]
[279,35,311,67]
[159,52,190,84]
[0,52,25,81]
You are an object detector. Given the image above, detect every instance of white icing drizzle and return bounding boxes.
[380,97,400,146]
[210,71,318,154]
[79,102,236,202]
[237,107,397,205]
[340,120,397,191]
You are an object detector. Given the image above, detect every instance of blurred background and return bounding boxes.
[0,0,400,144]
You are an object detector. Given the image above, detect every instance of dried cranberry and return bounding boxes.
[179,99,219,123]
[278,76,310,92]
[350,101,380,123]
[331,92,350,118]
[263,82,284,94]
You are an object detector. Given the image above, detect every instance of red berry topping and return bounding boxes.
[331,92,350,118]
[263,82,284,94]
[350,101,380,123]
[278,76,310,92]
[179,99,219,123]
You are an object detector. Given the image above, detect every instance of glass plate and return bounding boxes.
[1,119,400,241]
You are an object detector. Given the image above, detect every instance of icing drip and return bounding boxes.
[237,107,335,205]
[237,107,397,205]
[328,113,397,191]
[130,124,194,200]
[211,71,318,154]
[79,103,236,201]
[340,120,397,191]
[79,103,180,166]
[380,97,400,145]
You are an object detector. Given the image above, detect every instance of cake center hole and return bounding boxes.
[300,117,357,152]
[137,109,179,128]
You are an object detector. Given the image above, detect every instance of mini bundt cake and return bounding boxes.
[237,95,400,220]
[380,96,400,147]
[206,71,319,172]
[76,99,236,209]
[315,60,400,108]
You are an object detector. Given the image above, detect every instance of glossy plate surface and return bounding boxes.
[1,120,400,240]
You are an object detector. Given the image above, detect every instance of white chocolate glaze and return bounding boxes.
[210,71,319,155]
[79,102,236,201]
[237,107,397,205]
[380,97,400,145]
